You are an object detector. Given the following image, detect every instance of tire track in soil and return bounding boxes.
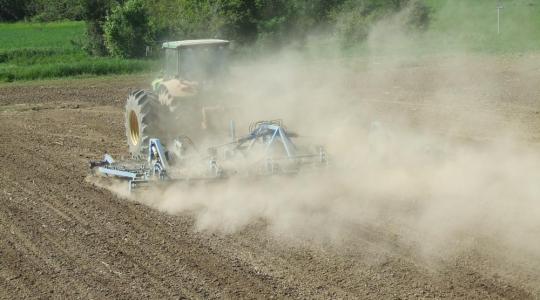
[1,74,539,299]
[0,107,310,298]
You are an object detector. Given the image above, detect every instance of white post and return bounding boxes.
[497,4,504,34]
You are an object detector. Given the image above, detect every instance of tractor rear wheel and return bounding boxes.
[125,90,168,158]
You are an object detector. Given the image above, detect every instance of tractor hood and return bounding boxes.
[160,79,199,98]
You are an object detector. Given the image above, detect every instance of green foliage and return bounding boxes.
[252,0,334,47]
[147,0,431,50]
[330,2,374,47]
[407,0,430,30]
[0,0,31,22]
[218,0,259,43]
[3,0,539,82]
[0,21,156,82]
[148,0,228,40]
[104,0,154,58]
[82,0,117,56]
[0,0,85,22]
[148,0,349,47]
[27,0,85,22]
[423,0,540,53]
[330,0,430,47]
[0,0,434,55]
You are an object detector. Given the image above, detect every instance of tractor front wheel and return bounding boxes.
[125,90,168,158]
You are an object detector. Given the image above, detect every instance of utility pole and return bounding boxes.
[497,1,504,34]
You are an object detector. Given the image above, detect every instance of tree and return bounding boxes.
[103,0,154,58]
[83,0,117,56]
[0,0,30,21]
[28,0,85,22]
[142,0,430,52]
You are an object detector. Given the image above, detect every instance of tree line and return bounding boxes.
[1,0,430,58]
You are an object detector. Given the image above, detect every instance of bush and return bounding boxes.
[0,0,85,22]
[147,0,229,43]
[82,0,116,56]
[146,0,430,52]
[330,0,431,47]
[103,0,154,58]
[331,4,372,47]
[0,0,30,22]
[407,0,430,30]
[28,0,85,22]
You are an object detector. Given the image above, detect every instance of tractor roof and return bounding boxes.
[162,39,230,49]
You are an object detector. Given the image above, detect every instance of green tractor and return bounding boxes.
[125,39,230,157]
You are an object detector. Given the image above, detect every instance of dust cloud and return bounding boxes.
[106,2,540,264]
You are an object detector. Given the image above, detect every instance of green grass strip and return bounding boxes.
[0,59,157,82]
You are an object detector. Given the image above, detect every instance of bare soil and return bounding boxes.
[1,59,540,299]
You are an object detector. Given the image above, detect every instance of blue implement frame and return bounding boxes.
[90,121,327,193]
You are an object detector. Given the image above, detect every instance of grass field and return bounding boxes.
[1,1,539,82]
[340,0,540,58]
[0,21,83,50]
[424,0,540,53]
[0,21,155,82]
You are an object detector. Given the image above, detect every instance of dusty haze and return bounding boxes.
[100,3,540,285]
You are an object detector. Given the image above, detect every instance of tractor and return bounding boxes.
[125,39,231,158]
[91,39,328,192]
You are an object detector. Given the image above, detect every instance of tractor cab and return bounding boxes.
[161,39,230,83]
